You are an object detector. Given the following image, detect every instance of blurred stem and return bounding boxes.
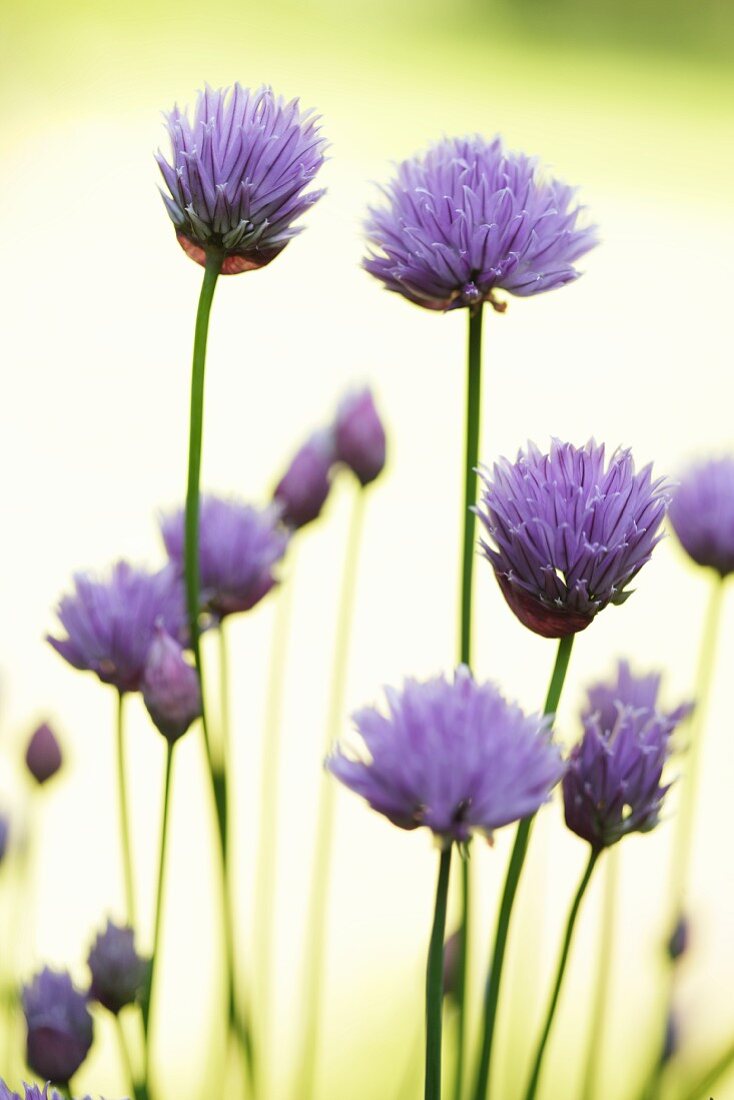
[426,845,454,1100]
[452,849,471,1100]
[115,1013,148,1100]
[142,741,175,1085]
[522,849,600,1100]
[677,1037,734,1100]
[580,848,619,1100]
[471,633,575,1100]
[253,571,296,1092]
[116,690,136,929]
[295,487,366,1100]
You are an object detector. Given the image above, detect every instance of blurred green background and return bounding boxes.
[1,1,733,1099]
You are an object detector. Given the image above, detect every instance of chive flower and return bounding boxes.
[142,626,201,743]
[334,388,386,487]
[274,430,335,529]
[157,83,327,274]
[668,456,734,577]
[0,813,9,864]
[477,439,670,638]
[22,968,93,1084]
[47,563,187,693]
[563,661,690,851]
[87,920,148,1015]
[25,723,63,786]
[328,666,564,844]
[364,135,597,312]
[161,494,289,620]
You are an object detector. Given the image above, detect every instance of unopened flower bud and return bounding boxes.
[0,814,9,864]
[25,723,63,786]
[274,430,335,529]
[22,968,93,1084]
[667,916,690,962]
[334,388,386,487]
[142,627,201,744]
[87,920,147,1015]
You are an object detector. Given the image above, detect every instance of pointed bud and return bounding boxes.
[142,627,201,744]
[667,916,690,962]
[0,814,9,864]
[25,723,63,786]
[334,388,386,487]
[87,920,148,1015]
[274,430,335,529]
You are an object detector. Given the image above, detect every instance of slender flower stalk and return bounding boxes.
[471,633,574,1100]
[114,1015,148,1100]
[580,849,619,1100]
[677,1037,734,1100]
[522,850,600,1100]
[116,691,136,929]
[426,846,454,1100]
[296,488,366,1100]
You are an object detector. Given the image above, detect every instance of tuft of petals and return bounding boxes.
[668,456,734,577]
[477,439,670,638]
[87,921,148,1015]
[364,135,597,312]
[22,968,93,1084]
[328,666,565,844]
[157,83,327,273]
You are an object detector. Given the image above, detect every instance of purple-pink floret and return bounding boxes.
[363,135,597,312]
[328,666,565,844]
[668,456,734,577]
[47,563,187,693]
[161,495,289,619]
[22,968,93,1085]
[563,661,691,851]
[477,440,670,639]
[25,723,63,786]
[157,83,327,274]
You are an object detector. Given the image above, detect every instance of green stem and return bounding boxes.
[677,1037,734,1100]
[523,849,599,1100]
[253,573,296,1092]
[295,488,366,1100]
[142,742,175,1085]
[426,845,454,1100]
[115,1013,148,1100]
[460,303,484,668]
[452,851,471,1100]
[580,848,619,1100]
[116,690,136,929]
[471,633,575,1100]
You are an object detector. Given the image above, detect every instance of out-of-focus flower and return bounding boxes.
[142,627,201,743]
[25,723,63,786]
[442,929,462,1002]
[334,388,386,487]
[563,662,690,850]
[22,968,93,1084]
[661,1011,681,1065]
[161,495,289,619]
[668,456,734,577]
[48,563,186,694]
[667,916,690,962]
[0,1084,69,1100]
[157,83,327,274]
[274,430,335,529]
[0,813,9,863]
[87,920,148,1015]
[364,135,597,312]
[328,666,564,844]
[477,440,669,639]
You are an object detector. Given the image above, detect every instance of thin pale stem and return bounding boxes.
[580,848,619,1100]
[116,690,136,929]
[452,850,471,1100]
[677,1037,734,1100]
[426,845,454,1100]
[471,632,575,1100]
[295,488,366,1100]
[115,1014,148,1100]
[523,849,599,1100]
[142,742,175,1086]
[253,573,296,1092]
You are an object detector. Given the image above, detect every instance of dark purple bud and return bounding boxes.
[25,723,63,786]
[334,389,386,487]
[0,814,9,864]
[142,627,201,744]
[274,430,335,529]
[88,920,148,1015]
[667,916,690,962]
[661,1011,680,1065]
[442,929,462,1002]
[22,968,93,1084]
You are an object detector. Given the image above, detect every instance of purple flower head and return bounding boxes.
[22,968,93,1084]
[274,430,335,529]
[48,562,187,694]
[0,1086,68,1100]
[334,388,387,487]
[142,627,201,744]
[477,440,670,639]
[25,723,63,786]
[328,666,564,845]
[157,83,327,274]
[364,135,598,313]
[0,814,9,864]
[87,920,148,1015]
[161,495,289,620]
[668,456,734,577]
[563,662,690,851]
